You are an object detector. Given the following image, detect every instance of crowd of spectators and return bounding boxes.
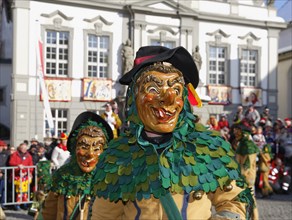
[0,133,69,212]
[203,105,291,198]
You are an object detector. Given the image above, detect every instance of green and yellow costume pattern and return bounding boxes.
[93,86,254,220]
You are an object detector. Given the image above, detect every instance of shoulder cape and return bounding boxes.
[50,158,95,196]
[93,114,245,202]
[236,136,260,155]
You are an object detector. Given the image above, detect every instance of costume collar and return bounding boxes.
[51,159,95,196]
[141,129,172,145]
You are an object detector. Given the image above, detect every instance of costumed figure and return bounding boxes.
[92,46,256,220]
[42,112,113,220]
[14,175,32,203]
[29,159,52,220]
[51,132,70,169]
[232,123,259,219]
[101,103,122,139]
[268,157,291,194]
[257,144,273,197]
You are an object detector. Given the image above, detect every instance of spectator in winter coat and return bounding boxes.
[260,106,273,124]
[101,103,122,138]
[245,105,261,126]
[218,114,229,130]
[29,144,40,165]
[233,105,245,124]
[0,141,9,210]
[206,115,220,131]
[8,142,34,210]
[8,143,34,180]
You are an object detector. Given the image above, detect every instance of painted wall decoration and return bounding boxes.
[241,87,262,107]
[83,78,112,101]
[208,85,232,105]
[41,78,72,101]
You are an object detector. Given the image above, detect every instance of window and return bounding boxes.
[45,109,68,137]
[240,49,258,87]
[45,30,69,77]
[150,40,175,49]
[87,35,109,78]
[208,46,227,85]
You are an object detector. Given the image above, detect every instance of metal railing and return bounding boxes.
[0,165,37,205]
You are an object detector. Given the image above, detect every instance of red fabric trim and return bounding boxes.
[58,143,68,151]
[187,87,199,106]
[38,40,44,75]
[134,55,156,66]
[258,173,263,189]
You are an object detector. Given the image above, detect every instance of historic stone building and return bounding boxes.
[277,0,292,119]
[0,0,286,145]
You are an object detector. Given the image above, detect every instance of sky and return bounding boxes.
[274,0,289,9]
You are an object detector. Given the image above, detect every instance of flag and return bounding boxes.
[36,39,54,129]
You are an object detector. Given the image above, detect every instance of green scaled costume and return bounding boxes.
[236,134,260,170]
[50,155,95,197]
[94,86,248,202]
[236,133,260,156]
[37,160,52,192]
[41,141,97,220]
[50,119,109,197]
[42,113,113,220]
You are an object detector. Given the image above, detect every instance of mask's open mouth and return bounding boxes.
[80,158,96,167]
[152,107,175,123]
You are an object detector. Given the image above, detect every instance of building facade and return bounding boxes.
[0,0,286,146]
[277,0,292,119]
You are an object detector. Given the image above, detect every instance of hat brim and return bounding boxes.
[67,111,113,153]
[119,46,199,89]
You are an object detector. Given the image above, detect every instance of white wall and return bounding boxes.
[29,1,124,98]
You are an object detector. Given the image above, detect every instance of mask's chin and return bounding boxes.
[77,159,96,173]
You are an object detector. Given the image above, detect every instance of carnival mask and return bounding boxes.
[233,127,243,140]
[75,126,105,173]
[135,70,184,133]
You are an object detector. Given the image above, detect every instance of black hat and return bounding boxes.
[119,46,199,89]
[67,111,113,153]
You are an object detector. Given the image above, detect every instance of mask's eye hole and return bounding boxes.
[147,86,159,94]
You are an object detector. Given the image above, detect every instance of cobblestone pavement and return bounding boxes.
[257,193,292,220]
[2,193,292,219]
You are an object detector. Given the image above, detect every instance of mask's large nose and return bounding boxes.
[161,88,176,105]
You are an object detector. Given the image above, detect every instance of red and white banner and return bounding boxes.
[36,40,54,129]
